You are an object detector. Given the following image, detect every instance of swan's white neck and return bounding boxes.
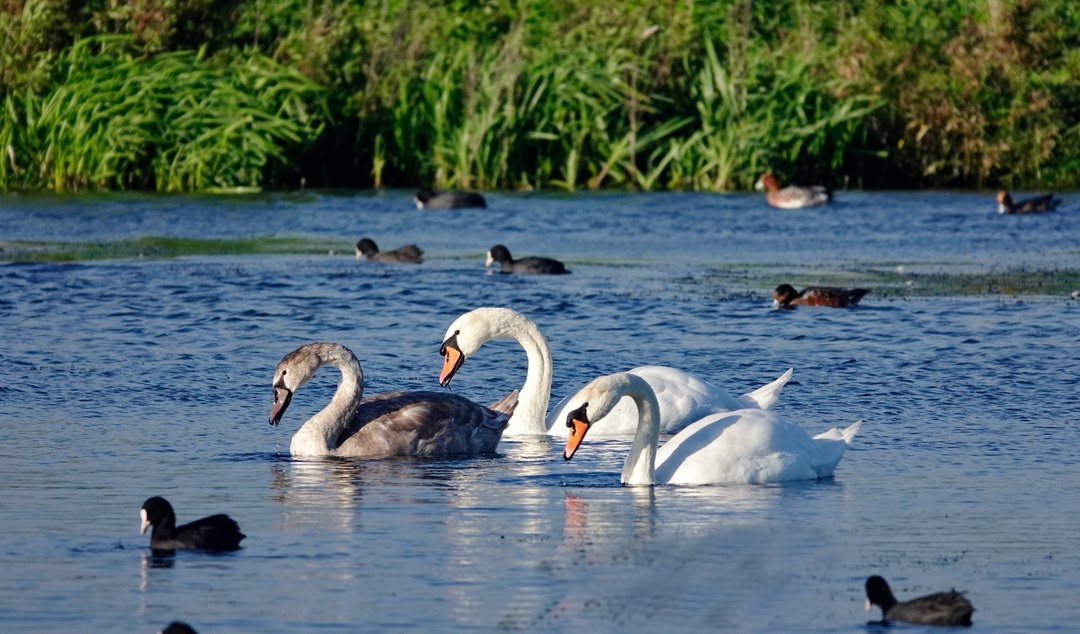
[618,375,661,485]
[512,321,553,434]
[479,312,552,435]
[291,345,364,456]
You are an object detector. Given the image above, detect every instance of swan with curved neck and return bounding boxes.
[440,308,553,435]
[438,307,793,436]
[562,372,861,485]
[270,341,517,457]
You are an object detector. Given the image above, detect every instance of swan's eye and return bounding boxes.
[454,330,460,335]
[567,403,587,427]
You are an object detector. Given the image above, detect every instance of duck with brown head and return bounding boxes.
[755,173,831,209]
[773,284,869,308]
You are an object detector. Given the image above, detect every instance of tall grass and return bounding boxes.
[1,36,324,191]
[2,0,1078,191]
[660,36,880,191]
[389,37,529,190]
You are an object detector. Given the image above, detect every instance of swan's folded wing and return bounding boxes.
[336,391,509,456]
[488,389,519,416]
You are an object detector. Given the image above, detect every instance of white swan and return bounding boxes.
[440,308,553,435]
[546,365,793,436]
[438,307,793,436]
[562,372,861,485]
[270,341,517,457]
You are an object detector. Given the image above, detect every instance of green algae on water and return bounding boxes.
[0,236,349,262]
[678,263,1080,299]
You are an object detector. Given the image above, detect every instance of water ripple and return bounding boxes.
[0,192,1078,632]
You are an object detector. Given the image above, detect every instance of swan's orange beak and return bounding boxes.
[563,404,591,460]
[270,386,292,426]
[439,336,465,387]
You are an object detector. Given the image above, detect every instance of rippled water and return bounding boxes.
[1,190,1078,632]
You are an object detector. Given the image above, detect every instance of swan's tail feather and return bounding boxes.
[840,420,862,444]
[812,420,862,478]
[737,368,794,410]
[489,390,519,415]
[813,420,862,445]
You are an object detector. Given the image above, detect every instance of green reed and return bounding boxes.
[2,0,1077,191]
[1,36,324,191]
[255,0,933,192]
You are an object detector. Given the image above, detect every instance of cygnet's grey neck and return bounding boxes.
[291,343,365,455]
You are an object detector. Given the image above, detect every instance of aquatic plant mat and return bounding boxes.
[3,238,1076,299]
[676,264,1080,299]
[0,237,347,262]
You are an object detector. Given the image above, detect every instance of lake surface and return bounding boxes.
[1,190,1078,632]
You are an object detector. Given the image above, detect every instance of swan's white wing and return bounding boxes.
[654,409,841,485]
[544,391,574,433]
[736,368,793,409]
[548,365,739,436]
[547,366,790,436]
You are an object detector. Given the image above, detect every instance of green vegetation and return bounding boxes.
[7,237,1077,299]
[2,0,1077,192]
[682,264,1080,299]
[1,35,323,191]
[0,235,347,261]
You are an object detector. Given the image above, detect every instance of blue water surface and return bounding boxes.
[1,190,1078,632]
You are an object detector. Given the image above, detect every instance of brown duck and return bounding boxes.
[773,284,868,308]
